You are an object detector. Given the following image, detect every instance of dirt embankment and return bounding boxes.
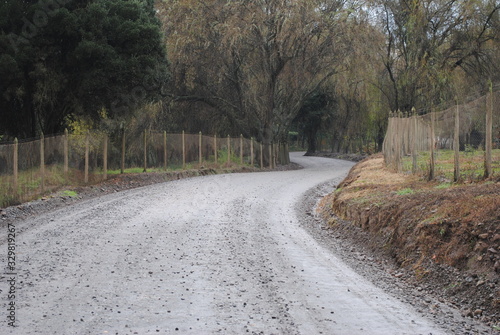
[318,154,500,328]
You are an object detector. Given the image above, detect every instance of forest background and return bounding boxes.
[1,0,499,163]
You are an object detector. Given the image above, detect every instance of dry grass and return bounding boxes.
[320,153,500,317]
[319,155,500,322]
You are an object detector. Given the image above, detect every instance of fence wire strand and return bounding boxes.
[0,131,265,207]
[383,89,500,181]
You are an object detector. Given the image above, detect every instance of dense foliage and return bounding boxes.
[158,0,499,156]
[1,0,498,158]
[0,0,169,139]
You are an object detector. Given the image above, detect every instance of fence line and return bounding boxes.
[0,130,276,207]
[383,86,500,181]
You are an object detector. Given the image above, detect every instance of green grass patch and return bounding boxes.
[61,190,78,197]
[0,153,254,208]
[396,188,415,196]
[217,149,242,165]
[435,183,453,189]
[402,149,500,181]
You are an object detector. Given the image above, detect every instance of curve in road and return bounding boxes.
[1,152,447,334]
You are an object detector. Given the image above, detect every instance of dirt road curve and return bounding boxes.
[2,153,448,334]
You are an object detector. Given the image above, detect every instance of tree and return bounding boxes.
[0,0,169,139]
[373,0,500,112]
[158,0,353,163]
[293,91,331,155]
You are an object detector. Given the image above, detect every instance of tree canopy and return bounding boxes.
[158,0,354,145]
[373,0,500,112]
[1,0,498,158]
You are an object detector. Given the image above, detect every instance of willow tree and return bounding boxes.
[158,0,353,163]
[373,0,500,112]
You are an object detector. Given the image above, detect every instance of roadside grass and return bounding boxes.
[435,182,453,189]
[61,190,78,197]
[396,188,415,196]
[1,149,259,208]
[107,167,165,174]
[322,153,499,328]
[0,165,78,207]
[402,149,500,181]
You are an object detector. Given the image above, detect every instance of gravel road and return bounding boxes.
[2,153,450,334]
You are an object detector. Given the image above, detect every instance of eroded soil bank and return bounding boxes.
[2,153,450,334]
[317,154,499,329]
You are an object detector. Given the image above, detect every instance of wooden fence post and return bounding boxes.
[182,130,186,169]
[214,134,218,164]
[250,137,254,167]
[121,124,125,174]
[276,141,279,166]
[240,134,243,165]
[454,100,460,182]
[275,142,279,166]
[164,131,167,170]
[40,133,45,192]
[143,129,147,173]
[485,82,493,178]
[383,115,391,165]
[13,138,18,192]
[227,135,231,164]
[199,131,203,165]
[429,111,435,180]
[64,129,68,178]
[395,111,402,172]
[287,142,290,164]
[411,109,417,174]
[405,113,411,155]
[269,143,273,169]
[260,142,263,169]
[85,132,89,184]
[103,133,108,180]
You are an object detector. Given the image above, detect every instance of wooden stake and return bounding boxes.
[164,131,167,170]
[103,134,108,180]
[13,138,18,192]
[143,129,147,173]
[199,131,203,165]
[240,134,243,165]
[227,135,231,164]
[454,100,460,182]
[260,142,263,169]
[40,134,45,192]
[121,124,125,174]
[84,132,89,184]
[485,82,493,178]
[64,129,68,177]
[214,134,218,164]
[429,111,435,180]
[269,143,272,169]
[250,137,254,167]
[182,130,186,169]
[411,109,417,174]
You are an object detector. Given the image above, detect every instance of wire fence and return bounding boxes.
[383,87,500,182]
[0,130,271,207]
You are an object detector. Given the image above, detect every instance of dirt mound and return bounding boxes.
[318,154,500,328]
